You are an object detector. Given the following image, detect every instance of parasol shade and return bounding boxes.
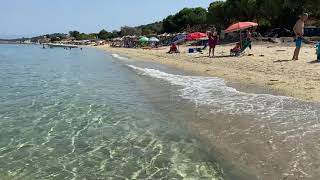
[224,22,258,33]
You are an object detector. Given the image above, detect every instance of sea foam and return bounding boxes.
[127,64,318,120]
[111,54,128,60]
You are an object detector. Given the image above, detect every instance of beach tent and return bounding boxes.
[149,37,160,42]
[186,32,208,40]
[138,37,149,43]
[225,22,258,33]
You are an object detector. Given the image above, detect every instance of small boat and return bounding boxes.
[47,43,78,48]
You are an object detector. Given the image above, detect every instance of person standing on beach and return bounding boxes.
[246,30,252,49]
[208,32,218,58]
[292,13,308,60]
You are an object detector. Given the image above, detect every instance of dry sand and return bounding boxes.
[96,42,320,102]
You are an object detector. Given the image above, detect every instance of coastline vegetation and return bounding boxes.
[77,0,320,40]
[7,0,320,42]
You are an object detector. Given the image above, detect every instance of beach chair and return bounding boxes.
[230,40,252,56]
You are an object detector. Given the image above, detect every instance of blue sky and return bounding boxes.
[0,0,213,38]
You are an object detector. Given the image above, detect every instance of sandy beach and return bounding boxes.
[97,42,320,102]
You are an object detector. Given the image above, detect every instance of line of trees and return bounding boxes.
[68,31,97,40]
[163,0,320,33]
[207,0,320,31]
[67,0,320,40]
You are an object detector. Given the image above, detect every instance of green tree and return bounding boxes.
[98,29,110,40]
[207,1,228,31]
[173,7,207,31]
[162,7,208,33]
[162,15,178,33]
[120,26,141,36]
[69,31,80,39]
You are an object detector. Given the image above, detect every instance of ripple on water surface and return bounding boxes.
[0,45,223,179]
[128,64,320,179]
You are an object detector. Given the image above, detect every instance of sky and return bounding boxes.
[0,0,213,38]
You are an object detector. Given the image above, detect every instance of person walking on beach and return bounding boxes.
[292,13,308,60]
[208,31,218,58]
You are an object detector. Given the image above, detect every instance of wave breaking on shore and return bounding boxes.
[127,64,320,179]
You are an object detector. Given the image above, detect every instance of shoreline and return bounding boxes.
[96,43,320,102]
[105,51,320,179]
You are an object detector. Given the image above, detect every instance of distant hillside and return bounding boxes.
[136,21,163,35]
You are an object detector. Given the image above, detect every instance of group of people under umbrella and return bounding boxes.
[168,21,258,57]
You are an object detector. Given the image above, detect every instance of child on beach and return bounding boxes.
[167,43,179,54]
[208,32,218,57]
[230,42,241,55]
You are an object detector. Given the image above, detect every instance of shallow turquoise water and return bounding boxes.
[0,45,223,179]
[2,45,320,180]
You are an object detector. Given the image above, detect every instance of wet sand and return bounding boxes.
[112,55,320,180]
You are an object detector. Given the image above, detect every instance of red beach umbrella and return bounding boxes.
[186,32,208,40]
[224,22,258,33]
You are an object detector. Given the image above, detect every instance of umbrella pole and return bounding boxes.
[240,30,242,49]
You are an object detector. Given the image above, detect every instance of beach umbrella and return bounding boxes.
[172,34,186,44]
[198,37,209,46]
[199,37,209,41]
[149,37,160,42]
[225,22,258,48]
[138,37,149,42]
[224,22,258,33]
[186,32,208,40]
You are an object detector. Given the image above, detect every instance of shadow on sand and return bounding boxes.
[274,59,292,63]
[194,55,232,59]
[308,60,320,64]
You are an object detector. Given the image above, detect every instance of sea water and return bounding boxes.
[0,45,224,179]
[1,44,320,180]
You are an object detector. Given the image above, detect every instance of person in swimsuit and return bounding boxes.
[292,13,308,60]
[208,32,218,57]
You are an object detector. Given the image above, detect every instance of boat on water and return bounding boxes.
[46,43,78,48]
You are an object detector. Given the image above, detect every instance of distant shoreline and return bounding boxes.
[0,41,17,44]
[0,41,35,45]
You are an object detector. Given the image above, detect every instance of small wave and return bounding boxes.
[127,64,318,120]
[111,54,128,60]
[127,65,320,179]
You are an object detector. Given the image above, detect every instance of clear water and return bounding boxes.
[126,58,320,180]
[0,45,223,179]
[2,45,320,180]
